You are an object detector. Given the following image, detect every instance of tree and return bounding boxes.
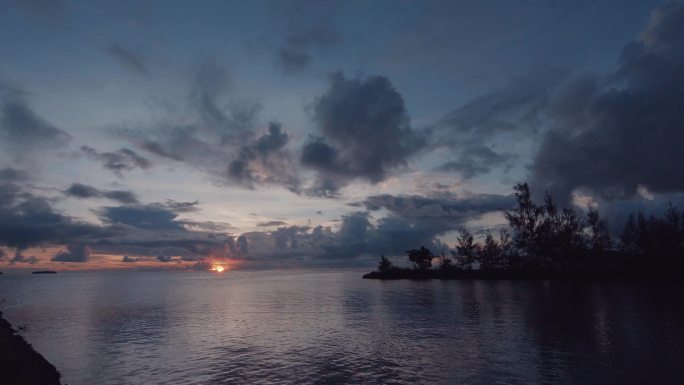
[479,230,500,270]
[438,253,453,270]
[407,246,433,270]
[454,227,479,269]
[504,183,543,257]
[586,206,611,252]
[378,255,393,272]
[620,213,639,253]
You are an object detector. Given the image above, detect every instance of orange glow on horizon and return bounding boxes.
[209,263,226,273]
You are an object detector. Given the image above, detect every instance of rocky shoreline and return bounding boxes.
[0,311,61,385]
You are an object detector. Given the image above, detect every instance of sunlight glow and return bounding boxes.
[210,264,226,273]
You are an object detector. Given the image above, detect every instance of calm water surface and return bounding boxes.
[1,269,683,384]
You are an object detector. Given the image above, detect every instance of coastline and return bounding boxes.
[0,311,61,385]
[362,268,684,281]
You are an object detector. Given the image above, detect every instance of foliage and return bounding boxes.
[378,255,393,272]
[375,182,684,275]
[407,246,434,270]
[453,227,479,268]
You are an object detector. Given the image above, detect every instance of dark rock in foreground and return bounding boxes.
[32,271,57,275]
[0,311,61,385]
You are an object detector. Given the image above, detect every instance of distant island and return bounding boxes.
[32,271,57,275]
[365,183,684,280]
[0,311,62,385]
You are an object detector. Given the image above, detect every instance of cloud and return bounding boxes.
[10,250,38,264]
[115,62,301,191]
[0,182,108,250]
[235,191,514,267]
[437,145,512,179]
[0,167,30,182]
[361,192,514,236]
[105,43,149,75]
[99,204,185,231]
[81,146,151,176]
[227,122,299,190]
[430,69,562,178]
[52,243,91,262]
[0,87,71,156]
[0,182,238,265]
[122,255,140,263]
[161,199,200,213]
[156,255,176,263]
[257,220,288,227]
[302,73,426,195]
[531,2,684,203]
[65,183,139,204]
[275,24,341,73]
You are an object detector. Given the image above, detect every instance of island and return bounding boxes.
[365,183,684,280]
[32,271,57,275]
[0,311,61,385]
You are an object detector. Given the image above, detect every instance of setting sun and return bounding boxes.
[209,264,225,273]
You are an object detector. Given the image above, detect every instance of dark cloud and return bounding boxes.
[10,250,38,264]
[65,183,139,204]
[531,2,684,203]
[0,91,71,155]
[105,43,149,75]
[0,167,30,182]
[275,23,341,73]
[437,145,512,179]
[227,122,299,190]
[156,255,175,263]
[0,182,237,265]
[115,63,300,191]
[431,70,562,178]
[361,192,514,235]
[52,243,90,262]
[102,190,139,204]
[236,191,513,267]
[100,204,184,231]
[122,255,140,263]
[187,61,262,144]
[65,183,99,198]
[161,200,200,213]
[276,48,311,73]
[257,220,288,227]
[81,146,151,177]
[434,71,561,139]
[0,182,109,250]
[302,73,426,195]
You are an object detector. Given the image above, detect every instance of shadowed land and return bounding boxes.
[0,311,61,385]
[365,183,684,280]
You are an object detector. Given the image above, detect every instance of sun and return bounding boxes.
[209,264,225,273]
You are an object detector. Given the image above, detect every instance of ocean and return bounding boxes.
[1,269,683,384]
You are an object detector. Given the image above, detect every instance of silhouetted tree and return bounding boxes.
[407,246,433,270]
[378,254,393,272]
[498,229,512,261]
[479,230,500,270]
[620,213,639,253]
[454,227,479,269]
[658,203,683,255]
[586,206,611,252]
[504,183,542,257]
[438,253,453,270]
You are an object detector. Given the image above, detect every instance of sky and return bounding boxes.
[1,0,683,270]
